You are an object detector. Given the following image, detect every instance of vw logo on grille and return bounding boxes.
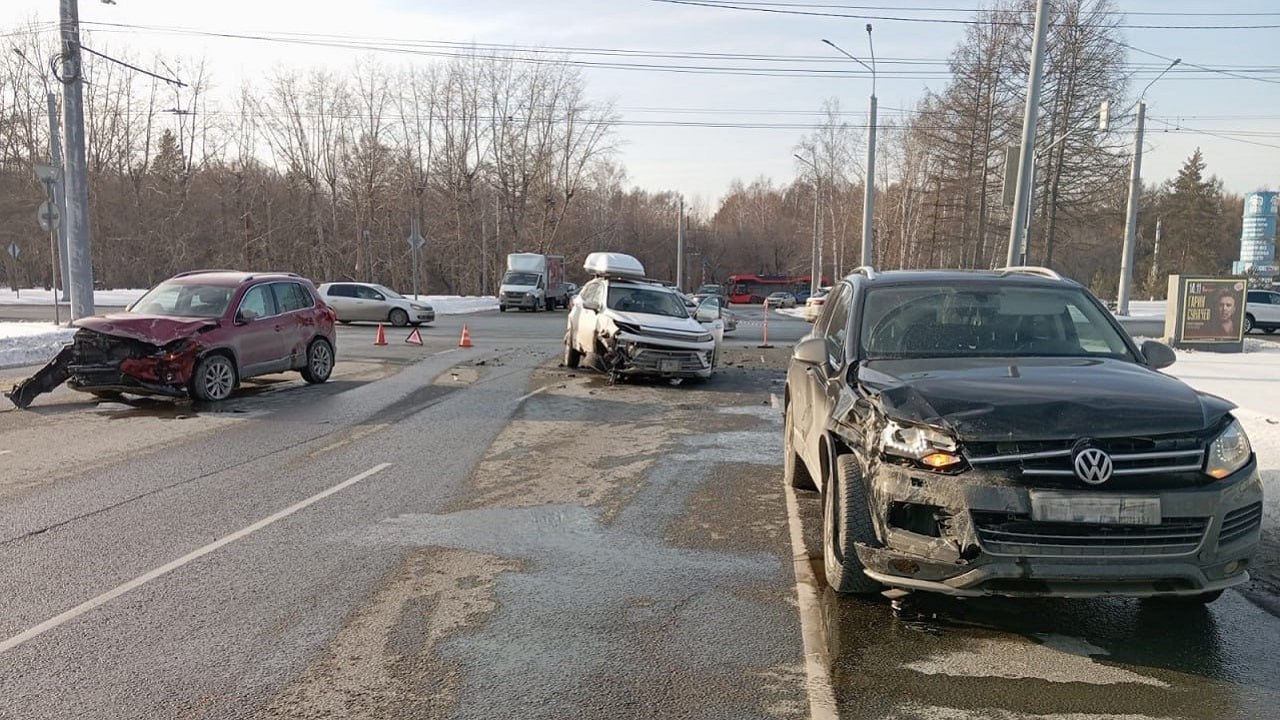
[1073,447,1113,485]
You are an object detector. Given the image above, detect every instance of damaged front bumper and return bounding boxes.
[853,460,1264,598]
[5,329,199,408]
[599,329,715,379]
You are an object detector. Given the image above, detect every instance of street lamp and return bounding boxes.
[794,152,821,295]
[822,24,877,267]
[1117,57,1180,316]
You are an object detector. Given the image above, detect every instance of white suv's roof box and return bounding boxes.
[584,252,646,279]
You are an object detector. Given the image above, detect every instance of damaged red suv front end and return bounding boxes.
[66,316,221,397]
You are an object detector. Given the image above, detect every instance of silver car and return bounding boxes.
[317,282,435,327]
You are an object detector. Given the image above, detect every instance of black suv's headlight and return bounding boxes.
[881,420,962,470]
[1206,418,1252,480]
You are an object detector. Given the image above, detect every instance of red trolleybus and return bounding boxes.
[727,274,822,304]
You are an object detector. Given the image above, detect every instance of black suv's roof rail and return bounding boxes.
[851,265,877,280]
[995,265,1063,281]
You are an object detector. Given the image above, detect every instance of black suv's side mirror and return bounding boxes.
[792,336,827,366]
[1140,339,1176,370]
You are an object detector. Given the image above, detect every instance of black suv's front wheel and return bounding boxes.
[823,453,883,594]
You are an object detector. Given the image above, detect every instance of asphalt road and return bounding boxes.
[0,307,1277,719]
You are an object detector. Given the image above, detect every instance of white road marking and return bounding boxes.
[0,450,11,456]
[0,462,393,655]
[516,385,551,403]
[783,465,840,718]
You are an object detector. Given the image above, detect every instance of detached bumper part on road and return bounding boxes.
[852,460,1264,598]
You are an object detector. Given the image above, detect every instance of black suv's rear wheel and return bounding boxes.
[823,453,883,594]
[783,400,816,491]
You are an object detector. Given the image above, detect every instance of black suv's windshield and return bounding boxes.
[860,285,1134,360]
[607,285,690,318]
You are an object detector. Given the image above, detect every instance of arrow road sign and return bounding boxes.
[407,231,427,250]
[38,201,60,232]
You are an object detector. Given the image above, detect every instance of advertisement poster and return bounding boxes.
[1179,278,1246,342]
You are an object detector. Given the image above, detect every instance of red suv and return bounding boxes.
[6,270,337,407]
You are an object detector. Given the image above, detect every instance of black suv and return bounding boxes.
[784,266,1262,603]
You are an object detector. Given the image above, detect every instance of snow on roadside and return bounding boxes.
[0,294,499,370]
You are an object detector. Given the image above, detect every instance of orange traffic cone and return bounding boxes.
[374,323,387,346]
[458,324,473,348]
[405,327,423,345]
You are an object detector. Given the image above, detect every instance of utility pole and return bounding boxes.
[1147,217,1162,298]
[1006,0,1050,267]
[795,153,821,296]
[45,93,70,301]
[676,196,685,290]
[862,24,877,268]
[822,27,878,268]
[1118,58,1180,315]
[59,0,94,319]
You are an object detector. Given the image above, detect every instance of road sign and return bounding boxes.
[38,201,60,232]
[408,231,427,250]
[7,242,18,260]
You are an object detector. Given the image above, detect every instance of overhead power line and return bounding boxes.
[687,1,1280,17]
[648,0,1280,29]
[64,21,1280,86]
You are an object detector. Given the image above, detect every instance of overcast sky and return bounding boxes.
[6,0,1278,212]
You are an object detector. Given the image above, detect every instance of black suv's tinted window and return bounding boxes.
[860,285,1133,360]
[817,284,851,363]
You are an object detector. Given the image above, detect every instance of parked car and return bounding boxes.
[317,282,434,327]
[803,287,830,323]
[560,282,580,308]
[565,253,720,380]
[784,266,1262,604]
[1245,289,1280,334]
[6,270,337,407]
[765,291,797,309]
[696,295,737,333]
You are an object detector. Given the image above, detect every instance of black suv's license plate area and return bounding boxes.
[1029,491,1162,525]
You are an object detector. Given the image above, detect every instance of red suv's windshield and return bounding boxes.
[130,282,234,319]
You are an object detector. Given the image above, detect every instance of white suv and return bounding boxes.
[1245,289,1280,334]
[564,253,720,380]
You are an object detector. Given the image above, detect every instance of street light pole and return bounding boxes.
[1006,0,1050,266]
[823,28,878,267]
[59,0,95,319]
[794,153,821,296]
[1118,58,1180,316]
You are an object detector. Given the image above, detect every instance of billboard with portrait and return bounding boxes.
[1178,278,1246,343]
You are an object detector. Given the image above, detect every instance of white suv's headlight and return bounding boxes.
[694,332,714,343]
[881,420,961,470]
[1206,418,1252,479]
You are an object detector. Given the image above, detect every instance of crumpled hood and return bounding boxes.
[73,314,219,345]
[859,357,1234,441]
[607,310,706,336]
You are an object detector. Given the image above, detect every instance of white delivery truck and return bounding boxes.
[499,253,566,312]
